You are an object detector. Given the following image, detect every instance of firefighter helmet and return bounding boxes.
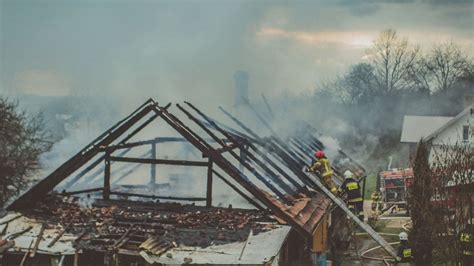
[315,150,325,159]
[344,170,353,179]
[399,232,408,241]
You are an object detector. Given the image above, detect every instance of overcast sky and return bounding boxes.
[1,0,473,108]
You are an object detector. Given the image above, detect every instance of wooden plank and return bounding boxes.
[110,192,206,201]
[30,223,45,258]
[19,239,34,266]
[150,142,157,185]
[110,156,208,167]
[206,160,213,207]
[151,104,311,238]
[212,170,265,211]
[47,221,73,247]
[104,151,111,200]
[61,188,103,196]
[8,101,155,210]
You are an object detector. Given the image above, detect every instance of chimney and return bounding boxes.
[233,71,249,107]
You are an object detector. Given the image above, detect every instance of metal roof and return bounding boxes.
[139,225,291,264]
[400,115,453,143]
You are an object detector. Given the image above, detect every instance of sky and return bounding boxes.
[1,0,473,109]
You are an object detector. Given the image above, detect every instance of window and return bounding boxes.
[463,125,469,141]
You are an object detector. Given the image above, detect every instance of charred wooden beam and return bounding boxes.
[177,103,293,203]
[109,191,206,201]
[119,103,170,143]
[150,104,310,238]
[244,102,308,165]
[63,148,132,190]
[0,214,22,225]
[150,142,157,186]
[48,222,73,248]
[19,239,34,266]
[61,187,103,196]
[288,138,313,162]
[8,100,157,210]
[6,226,33,240]
[103,137,184,151]
[104,150,111,200]
[212,170,265,211]
[202,143,239,158]
[183,103,297,196]
[206,160,213,207]
[74,230,88,244]
[185,102,305,193]
[110,156,209,167]
[219,106,315,187]
[112,224,135,249]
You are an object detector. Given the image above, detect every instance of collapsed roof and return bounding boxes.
[7,98,365,237]
[2,99,366,263]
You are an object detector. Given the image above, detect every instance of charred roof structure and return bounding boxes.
[1,99,366,265]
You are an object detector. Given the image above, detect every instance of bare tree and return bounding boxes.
[0,97,52,206]
[430,143,473,264]
[426,42,473,92]
[367,29,419,94]
[340,63,378,105]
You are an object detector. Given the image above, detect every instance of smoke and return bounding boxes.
[77,195,95,209]
[2,1,472,207]
[318,136,341,159]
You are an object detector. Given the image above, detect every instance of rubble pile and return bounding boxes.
[18,194,277,252]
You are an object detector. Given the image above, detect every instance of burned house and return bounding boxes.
[0,99,366,265]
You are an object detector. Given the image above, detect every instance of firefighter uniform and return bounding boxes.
[371,191,381,212]
[396,242,413,265]
[308,157,337,194]
[459,226,472,266]
[340,174,364,221]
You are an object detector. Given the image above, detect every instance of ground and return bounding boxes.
[338,200,411,266]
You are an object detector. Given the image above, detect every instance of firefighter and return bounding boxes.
[370,191,382,212]
[396,232,413,265]
[307,150,338,194]
[370,190,381,221]
[459,222,473,266]
[340,170,364,221]
[371,190,381,212]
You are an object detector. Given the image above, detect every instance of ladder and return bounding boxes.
[304,170,398,259]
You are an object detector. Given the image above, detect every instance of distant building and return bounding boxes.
[424,103,474,146]
[400,103,473,162]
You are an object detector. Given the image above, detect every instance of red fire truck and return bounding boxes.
[379,168,414,212]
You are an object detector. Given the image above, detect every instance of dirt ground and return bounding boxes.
[337,200,411,266]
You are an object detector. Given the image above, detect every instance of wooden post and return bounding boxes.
[73,252,79,266]
[206,160,213,207]
[150,141,156,186]
[104,150,111,200]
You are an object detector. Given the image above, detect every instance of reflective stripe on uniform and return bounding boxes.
[348,197,363,203]
[460,233,472,242]
[403,248,412,258]
[346,182,359,190]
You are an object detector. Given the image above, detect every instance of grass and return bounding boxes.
[363,174,378,200]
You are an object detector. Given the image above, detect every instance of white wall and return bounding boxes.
[431,112,473,146]
[428,110,473,164]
